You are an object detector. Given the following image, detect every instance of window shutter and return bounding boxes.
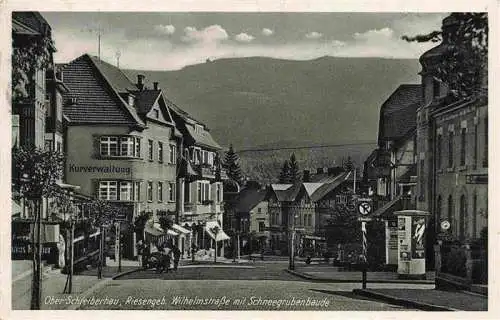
[91,179,100,199]
[91,135,101,159]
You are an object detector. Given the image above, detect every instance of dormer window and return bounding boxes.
[128,94,134,107]
[195,124,203,133]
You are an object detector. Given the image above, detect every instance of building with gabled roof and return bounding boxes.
[264,169,358,256]
[60,54,187,257]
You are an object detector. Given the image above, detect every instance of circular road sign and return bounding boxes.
[358,202,372,216]
[441,220,451,231]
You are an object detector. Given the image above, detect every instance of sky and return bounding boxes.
[41,12,448,71]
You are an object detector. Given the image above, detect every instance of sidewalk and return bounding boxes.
[352,288,488,311]
[12,258,140,310]
[288,265,435,284]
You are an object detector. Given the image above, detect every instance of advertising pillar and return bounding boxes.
[394,210,430,279]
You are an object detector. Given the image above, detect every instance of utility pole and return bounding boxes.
[69,220,74,293]
[289,212,297,271]
[213,227,219,263]
[98,226,104,279]
[115,50,121,68]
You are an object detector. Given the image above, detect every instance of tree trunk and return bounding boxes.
[30,199,42,310]
[69,221,74,293]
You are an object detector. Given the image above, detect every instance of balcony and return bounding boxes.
[195,163,216,179]
[184,203,195,214]
[219,168,229,180]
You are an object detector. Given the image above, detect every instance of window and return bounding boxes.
[483,116,488,167]
[147,181,153,202]
[169,145,176,164]
[121,137,135,156]
[169,182,175,202]
[134,181,140,201]
[474,123,478,169]
[99,181,117,200]
[420,159,425,200]
[197,181,210,203]
[148,140,153,161]
[195,149,201,164]
[436,134,442,169]
[259,221,265,232]
[216,183,221,203]
[100,136,140,158]
[157,182,163,202]
[258,208,262,213]
[447,195,453,232]
[197,182,202,202]
[460,128,466,166]
[100,137,119,156]
[473,194,477,239]
[436,195,442,224]
[158,142,163,163]
[185,182,190,203]
[135,138,141,158]
[204,182,210,201]
[459,195,467,240]
[154,109,159,119]
[448,131,454,168]
[57,141,62,152]
[203,150,209,164]
[120,181,133,201]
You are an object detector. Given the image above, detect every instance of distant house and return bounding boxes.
[265,168,358,256]
[234,188,268,252]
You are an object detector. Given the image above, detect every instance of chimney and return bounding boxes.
[316,168,324,174]
[303,170,310,182]
[153,82,159,90]
[137,74,145,91]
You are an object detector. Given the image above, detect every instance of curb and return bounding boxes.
[111,267,143,280]
[284,269,435,284]
[352,289,459,311]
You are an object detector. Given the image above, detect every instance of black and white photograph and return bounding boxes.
[5,1,493,316]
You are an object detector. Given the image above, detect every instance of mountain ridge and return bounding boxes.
[124,56,421,182]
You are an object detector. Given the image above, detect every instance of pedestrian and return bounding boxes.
[191,243,197,263]
[172,244,181,271]
[142,240,151,269]
[136,240,144,268]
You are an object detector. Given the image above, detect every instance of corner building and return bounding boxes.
[416,15,488,242]
[61,54,181,255]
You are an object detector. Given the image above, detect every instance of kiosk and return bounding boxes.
[394,210,430,279]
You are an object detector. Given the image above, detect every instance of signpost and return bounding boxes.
[440,220,450,231]
[356,198,373,289]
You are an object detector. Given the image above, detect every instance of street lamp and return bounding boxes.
[213,225,220,263]
[289,213,299,271]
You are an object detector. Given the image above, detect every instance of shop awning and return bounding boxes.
[167,229,179,236]
[172,223,191,234]
[12,199,22,216]
[204,221,230,242]
[145,221,164,236]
